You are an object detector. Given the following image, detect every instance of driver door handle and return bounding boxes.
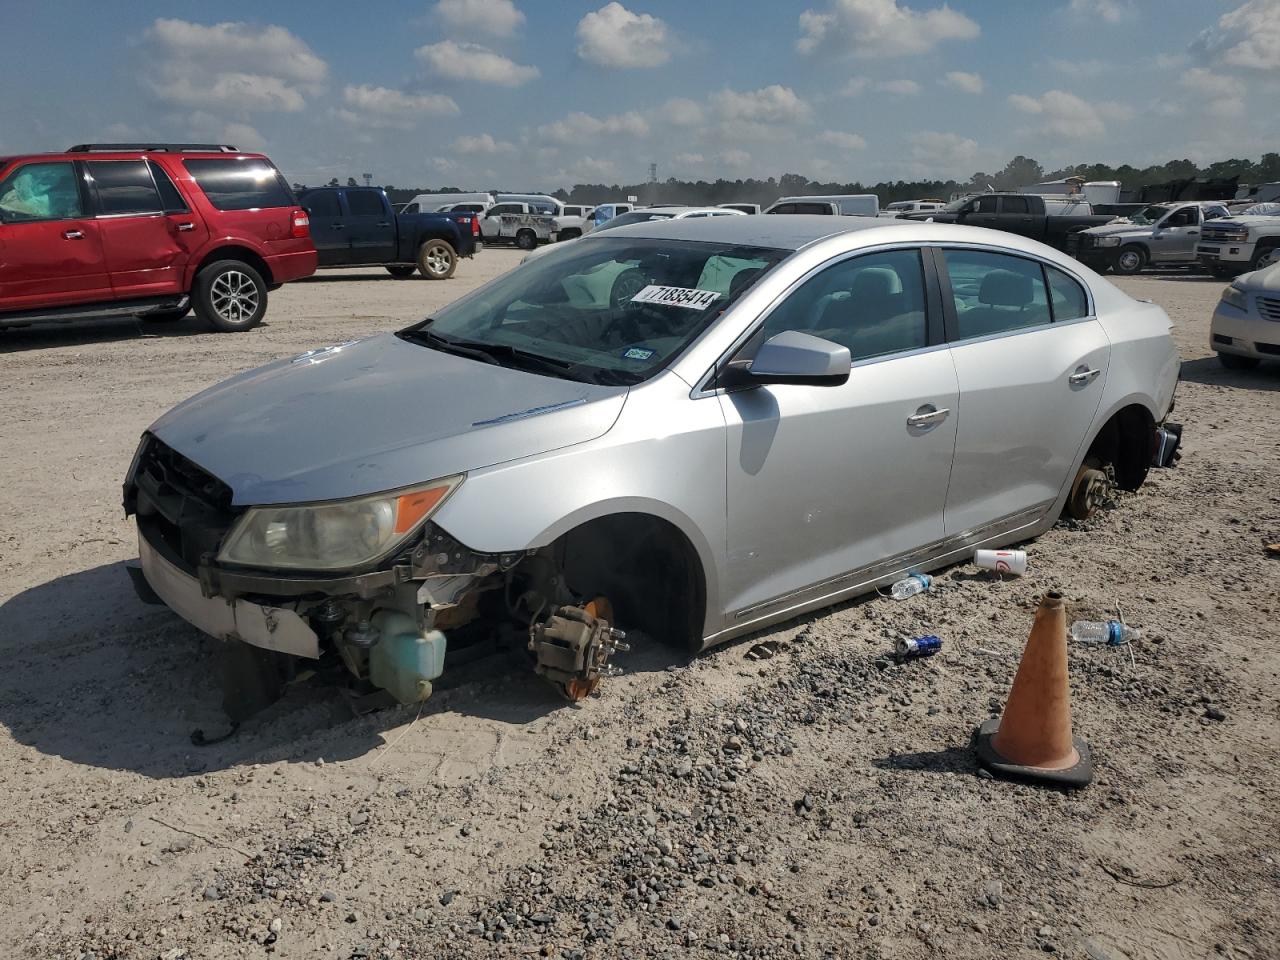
[176,222,195,232]
[907,407,950,427]
[62,229,84,240]
[1069,367,1101,385]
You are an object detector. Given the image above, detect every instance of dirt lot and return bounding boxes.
[1,250,1277,960]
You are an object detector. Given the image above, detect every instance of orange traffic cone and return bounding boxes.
[974,591,1093,788]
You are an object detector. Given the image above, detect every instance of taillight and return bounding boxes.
[470,216,480,237]
[291,208,310,239]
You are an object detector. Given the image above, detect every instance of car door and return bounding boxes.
[344,189,396,264]
[997,195,1037,238]
[962,195,1001,230]
[483,203,520,238]
[300,191,347,265]
[937,247,1109,537]
[0,159,111,310]
[86,159,199,300]
[1150,206,1199,262]
[718,246,958,619]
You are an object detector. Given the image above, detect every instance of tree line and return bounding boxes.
[299,153,1280,209]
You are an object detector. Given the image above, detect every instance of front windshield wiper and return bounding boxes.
[399,328,501,365]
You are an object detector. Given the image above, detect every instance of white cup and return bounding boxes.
[974,549,1027,576]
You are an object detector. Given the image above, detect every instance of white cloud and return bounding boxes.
[335,84,459,128]
[576,2,673,68]
[841,76,923,95]
[661,97,704,127]
[221,122,266,151]
[1049,58,1110,77]
[537,110,650,143]
[943,70,983,93]
[797,0,979,58]
[908,130,978,176]
[1193,0,1280,71]
[434,0,525,37]
[144,18,327,112]
[1067,0,1135,23]
[1179,68,1246,117]
[818,130,868,150]
[718,149,752,169]
[1008,89,1128,139]
[878,78,921,95]
[416,40,539,86]
[673,152,705,165]
[452,133,515,154]
[556,156,621,182]
[712,85,812,124]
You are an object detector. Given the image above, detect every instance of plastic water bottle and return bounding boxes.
[889,573,931,600]
[1069,620,1142,646]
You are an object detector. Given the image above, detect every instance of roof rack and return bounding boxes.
[66,143,240,153]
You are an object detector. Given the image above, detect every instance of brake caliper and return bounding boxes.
[528,598,630,701]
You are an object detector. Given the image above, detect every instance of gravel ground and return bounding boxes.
[1,250,1277,960]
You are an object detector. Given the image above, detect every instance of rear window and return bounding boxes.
[183,158,294,211]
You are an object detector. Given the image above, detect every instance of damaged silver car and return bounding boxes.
[125,216,1181,717]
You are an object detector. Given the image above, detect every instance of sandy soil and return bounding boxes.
[1,251,1277,960]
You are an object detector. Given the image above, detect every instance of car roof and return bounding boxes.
[6,150,267,163]
[591,213,911,250]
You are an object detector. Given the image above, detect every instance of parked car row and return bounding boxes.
[0,143,492,334]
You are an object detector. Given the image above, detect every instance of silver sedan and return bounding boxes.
[1210,262,1280,369]
[125,216,1181,712]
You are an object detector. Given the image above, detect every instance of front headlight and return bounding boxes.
[217,476,463,571]
[1220,286,1248,311]
[1094,236,1122,247]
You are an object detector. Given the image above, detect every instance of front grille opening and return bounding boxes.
[132,436,239,571]
[1213,334,1233,345]
[1256,342,1280,356]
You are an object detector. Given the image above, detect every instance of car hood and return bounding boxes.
[1081,222,1152,238]
[1211,215,1280,228]
[1238,262,1280,291]
[149,332,628,506]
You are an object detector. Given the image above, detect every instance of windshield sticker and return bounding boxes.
[630,285,721,311]
[623,347,655,361]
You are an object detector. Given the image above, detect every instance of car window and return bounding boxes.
[405,238,787,386]
[148,161,189,213]
[303,192,341,217]
[1001,196,1030,215]
[86,160,163,216]
[1166,207,1197,227]
[0,161,83,222]
[183,158,294,210]
[760,249,929,363]
[403,202,420,214]
[490,204,519,216]
[1046,266,1089,322]
[976,196,998,214]
[1204,206,1227,221]
[795,203,833,215]
[346,190,384,217]
[943,249,1051,340]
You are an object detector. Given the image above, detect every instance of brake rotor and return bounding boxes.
[1068,464,1110,521]
[557,596,614,701]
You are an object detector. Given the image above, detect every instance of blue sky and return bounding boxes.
[2,0,1276,189]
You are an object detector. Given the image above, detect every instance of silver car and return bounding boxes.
[124,217,1181,714]
[1210,262,1280,368]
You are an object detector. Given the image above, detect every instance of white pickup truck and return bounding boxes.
[480,202,555,249]
[1196,206,1280,276]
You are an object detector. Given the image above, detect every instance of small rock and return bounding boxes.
[1204,706,1226,722]
[320,891,337,903]
[202,886,223,902]
[440,890,456,907]
[667,917,681,930]
[269,918,282,935]
[349,810,369,827]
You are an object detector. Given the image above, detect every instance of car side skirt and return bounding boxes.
[702,499,1055,650]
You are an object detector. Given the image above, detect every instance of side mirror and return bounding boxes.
[735,331,851,387]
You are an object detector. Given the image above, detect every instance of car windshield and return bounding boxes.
[594,211,675,233]
[398,237,787,386]
[1128,204,1172,225]
[944,196,977,212]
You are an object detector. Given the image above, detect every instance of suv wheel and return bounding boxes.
[194,261,267,332]
[1113,246,1146,275]
[386,265,417,279]
[515,229,537,251]
[1251,245,1279,271]
[417,240,457,280]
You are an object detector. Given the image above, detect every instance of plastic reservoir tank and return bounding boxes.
[368,609,446,704]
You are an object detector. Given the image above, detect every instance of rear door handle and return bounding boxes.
[62,229,84,240]
[907,406,950,427]
[376,221,391,227]
[330,223,345,229]
[176,222,195,232]
[1069,368,1101,386]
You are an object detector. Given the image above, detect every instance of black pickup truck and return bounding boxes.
[898,193,1114,251]
[298,186,479,279]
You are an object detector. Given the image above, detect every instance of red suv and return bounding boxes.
[0,143,317,333]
